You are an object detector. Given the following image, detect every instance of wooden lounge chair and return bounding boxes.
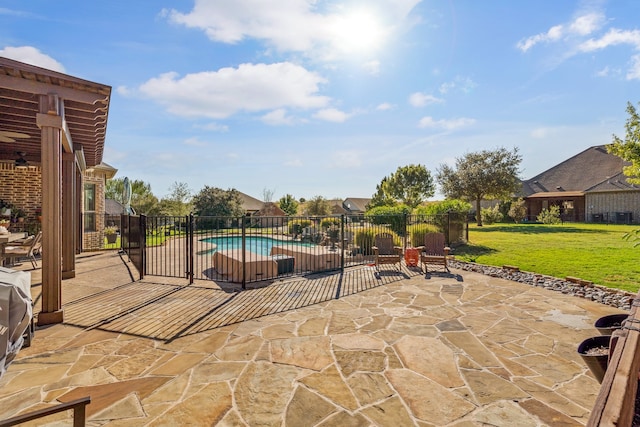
[372,233,402,271]
[419,232,450,273]
[3,231,42,269]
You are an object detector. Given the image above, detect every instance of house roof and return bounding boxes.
[522,145,637,196]
[237,192,264,212]
[343,198,371,212]
[105,198,127,215]
[0,56,111,168]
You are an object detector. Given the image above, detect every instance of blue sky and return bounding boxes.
[2,0,640,202]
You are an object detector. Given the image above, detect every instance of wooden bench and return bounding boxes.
[587,290,640,426]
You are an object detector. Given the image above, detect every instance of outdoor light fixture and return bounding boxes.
[14,152,28,170]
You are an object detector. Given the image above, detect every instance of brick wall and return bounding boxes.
[0,163,42,221]
[82,170,107,250]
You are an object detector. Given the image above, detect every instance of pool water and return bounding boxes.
[202,236,314,256]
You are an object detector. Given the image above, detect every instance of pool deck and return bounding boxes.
[0,250,624,426]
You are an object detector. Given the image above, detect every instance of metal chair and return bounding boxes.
[3,231,42,269]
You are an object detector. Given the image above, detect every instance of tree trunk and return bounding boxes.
[476,198,482,226]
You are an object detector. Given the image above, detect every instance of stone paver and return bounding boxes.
[0,251,626,425]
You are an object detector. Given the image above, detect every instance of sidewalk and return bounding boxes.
[0,251,622,426]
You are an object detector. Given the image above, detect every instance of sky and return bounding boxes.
[1,0,640,202]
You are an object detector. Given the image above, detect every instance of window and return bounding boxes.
[84,183,96,232]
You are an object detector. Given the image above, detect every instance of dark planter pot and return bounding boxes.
[106,234,117,244]
[577,335,611,383]
[594,313,628,335]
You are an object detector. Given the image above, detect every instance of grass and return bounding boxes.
[453,223,640,293]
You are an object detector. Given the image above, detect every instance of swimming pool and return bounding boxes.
[202,236,315,256]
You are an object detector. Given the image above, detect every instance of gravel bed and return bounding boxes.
[449,260,635,311]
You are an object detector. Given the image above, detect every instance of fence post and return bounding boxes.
[403,213,408,249]
[241,218,246,290]
[340,215,345,273]
[188,214,194,284]
[447,210,451,246]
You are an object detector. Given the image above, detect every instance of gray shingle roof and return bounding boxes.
[522,145,637,196]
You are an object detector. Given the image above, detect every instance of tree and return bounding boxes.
[278,194,299,216]
[304,196,330,216]
[368,177,396,208]
[437,147,522,226]
[370,165,435,209]
[158,181,192,216]
[192,186,244,217]
[262,188,275,202]
[608,101,640,184]
[106,177,159,215]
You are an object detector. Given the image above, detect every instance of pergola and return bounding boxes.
[0,57,112,325]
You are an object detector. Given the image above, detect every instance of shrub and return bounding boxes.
[354,227,400,255]
[288,219,312,235]
[365,205,411,236]
[407,223,440,247]
[481,205,503,225]
[104,226,118,235]
[537,205,562,224]
[320,217,341,229]
[414,199,471,243]
[508,198,527,223]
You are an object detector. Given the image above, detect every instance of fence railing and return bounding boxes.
[139,213,468,288]
[0,396,90,427]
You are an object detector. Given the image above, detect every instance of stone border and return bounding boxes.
[449,260,635,310]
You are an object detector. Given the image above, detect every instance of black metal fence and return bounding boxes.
[140,212,468,288]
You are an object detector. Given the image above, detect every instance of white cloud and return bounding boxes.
[183,137,207,147]
[199,122,229,132]
[116,85,131,96]
[165,0,422,61]
[517,25,564,52]
[362,60,380,75]
[313,108,350,122]
[408,92,443,107]
[418,116,475,130]
[0,46,65,72]
[517,12,605,52]
[596,66,610,77]
[439,76,476,94]
[578,28,640,52]
[570,12,605,36]
[139,62,330,119]
[261,108,295,125]
[531,128,549,139]
[627,55,640,80]
[376,102,394,111]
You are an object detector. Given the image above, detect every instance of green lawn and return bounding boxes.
[453,223,640,293]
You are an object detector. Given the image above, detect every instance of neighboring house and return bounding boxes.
[343,198,371,214]
[237,191,265,215]
[521,145,640,223]
[329,199,349,215]
[253,202,287,227]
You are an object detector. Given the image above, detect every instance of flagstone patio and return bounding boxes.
[0,251,623,426]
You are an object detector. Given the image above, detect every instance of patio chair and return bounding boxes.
[3,231,42,269]
[419,232,450,273]
[372,233,402,271]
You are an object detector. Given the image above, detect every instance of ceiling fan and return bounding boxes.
[0,131,30,143]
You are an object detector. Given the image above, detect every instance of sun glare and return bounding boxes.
[331,9,385,54]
